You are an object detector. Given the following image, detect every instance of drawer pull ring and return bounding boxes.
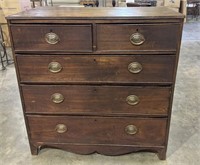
[48,62,62,73]
[126,95,140,106]
[51,93,64,104]
[130,32,145,46]
[125,125,138,135]
[128,62,142,74]
[45,32,60,44]
[55,124,67,133]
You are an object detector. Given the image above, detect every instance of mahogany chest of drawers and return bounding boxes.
[7,7,184,160]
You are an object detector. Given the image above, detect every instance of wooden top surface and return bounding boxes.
[7,7,184,20]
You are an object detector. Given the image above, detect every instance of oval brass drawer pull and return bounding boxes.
[45,32,60,44]
[130,32,145,46]
[51,93,64,104]
[48,62,62,73]
[126,95,140,106]
[128,62,142,74]
[55,124,67,133]
[125,125,138,135]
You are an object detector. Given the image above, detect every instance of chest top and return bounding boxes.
[7,7,183,20]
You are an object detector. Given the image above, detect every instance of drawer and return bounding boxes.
[97,24,180,51]
[22,85,170,116]
[17,55,175,84]
[28,116,167,146]
[10,25,92,52]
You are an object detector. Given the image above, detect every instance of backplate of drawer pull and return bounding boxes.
[55,124,67,133]
[128,62,143,74]
[48,62,62,73]
[45,32,60,45]
[130,32,145,46]
[125,125,138,135]
[126,95,140,106]
[51,93,64,104]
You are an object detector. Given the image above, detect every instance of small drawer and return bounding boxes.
[22,85,170,116]
[17,55,175,84]
[28,116,167,146]
[97,24,180,52]
[10,24,92,52]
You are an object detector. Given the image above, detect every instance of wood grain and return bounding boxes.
[11,25,92,52]
[22,85,171,116]
[7,7,184,160]
[17,55,175,84]
[28,116,167,146]
[6,7,184,20]
[97,24,180,51]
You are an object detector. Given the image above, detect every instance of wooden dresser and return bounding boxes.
[7,7,184,160]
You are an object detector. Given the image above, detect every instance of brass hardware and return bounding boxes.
[125,125,138,135]
[51,93,64,104]
[130,32,145,46]
[128,62,142,74]
[55,124,67,133]
[45,32,60,44]
[126,95,140,106]
[48,62,62,73]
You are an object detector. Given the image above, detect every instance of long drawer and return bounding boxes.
[17,55,175,84]
[10,25,92,52]
[22,85,170,116]
[97,24,180,51]
[28,116,167,146]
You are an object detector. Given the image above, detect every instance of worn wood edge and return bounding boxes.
[6,7,184,20]
[25,112,168,118]
[8,19,183,24]
[19,81,174,86]
[30,142,166,160]
[163,18,184,157]
[7,20,36,157]
[13,50,177,55]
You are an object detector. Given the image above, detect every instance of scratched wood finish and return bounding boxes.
[22,85,171,116]
[7,7,184,160]
[10,25,92,52]
[28,116,167,146]
[6,7,183,20]
[97,24,180,51]
[17,55,175,84]
[30,143,166,159]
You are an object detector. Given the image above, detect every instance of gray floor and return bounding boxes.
[0,21,200,165]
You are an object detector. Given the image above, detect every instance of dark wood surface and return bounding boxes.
[6,7,184,20]
[28,116,167,146]
[30,142,166,158]
[11,25,92,52]
[17,55,175,84]
[97,24,180,51]
[7,7,184,160]
[22,85,171,116]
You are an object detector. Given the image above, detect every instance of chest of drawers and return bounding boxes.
[7,7,184,160]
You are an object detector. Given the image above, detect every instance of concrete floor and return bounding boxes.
[0,21,200,165]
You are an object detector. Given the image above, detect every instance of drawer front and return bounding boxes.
[97,24,180,51]
[28,116,167,146]
[22,85,170,116]
[11,25,92,52]
[17,55,175,84]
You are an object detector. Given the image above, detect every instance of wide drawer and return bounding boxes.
[97,24,180,52]
[17,55,175,84]
[28,116,167,146]
[10,25,92,52]
[22,85,170,116]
